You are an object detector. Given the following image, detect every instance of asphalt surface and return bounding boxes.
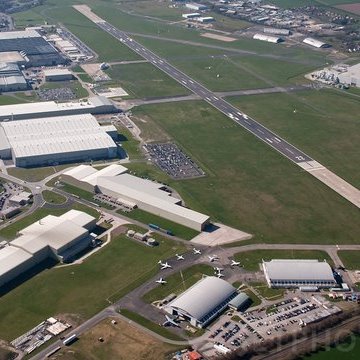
[96,21,313,165]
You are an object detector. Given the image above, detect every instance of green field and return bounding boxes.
[0,232,185,341]
[0,95,28,105]
[249,282,285,300]
[131,100,360,245]
[106,62,189,98]
[42,190,67,204]
[7,165,71,182]
[338,251,360,270]
[123,208,199,240]
[228,89,360,188]
[234,250,333,271]
[142,264,213,303]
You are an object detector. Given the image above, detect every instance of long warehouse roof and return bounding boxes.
[263,260,335,281]
[0,114,116,158]
[167,276,236,321]
[0,245,34,276]
[0,30,41,40]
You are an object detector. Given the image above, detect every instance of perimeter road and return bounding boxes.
[73,5,360,209]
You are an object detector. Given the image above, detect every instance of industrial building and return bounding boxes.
[182,13,201,19]
[0,62,27,92]
[62,164,210,231]
[0,114,118,167]
[253,33,282,43]
[0,30,66,67]
[194,17,215,23]
[338,63,360,87]
[185,3,208,11]
[0,210,96,288]
[228,292,251,311]
[165,276,237,328]
[0,96,117,121]
[44,68,74,81]
[303,37,330,48]
[262,260,337,289]
[264,27,290,36]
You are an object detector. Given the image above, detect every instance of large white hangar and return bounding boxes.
[0,114,118,167]
[263,259,336,289]
[0,210,96,288]
[62,164,210,231]
[165,276,237,328]
[0,96,117,121]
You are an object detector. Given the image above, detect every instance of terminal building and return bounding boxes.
[0,114,118,167]
[165,276,237,328]
[62,164,210,231]
[0,96,117,121]
[262,259,337,289]
[0,30,66,67]
[0,210,96,288]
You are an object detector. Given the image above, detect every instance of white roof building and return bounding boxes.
[303,37,329,48]
[338,63,360,88]
[0,30,41,40]
[0,96,117,121]
[166,276,237,327]
[0,114,118,167]
[63,164,210,231]
[253,33,282,43]
[263,259,336,288]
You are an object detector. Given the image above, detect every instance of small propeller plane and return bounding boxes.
[156,278,167,284]
[175,254,184,260]
[158,260,172,270]
[193,248,201,255]
[208,255,219,262]
[231,260,241,267]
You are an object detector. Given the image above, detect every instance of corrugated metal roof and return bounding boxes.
[167,276,236,321]
[0,30,41,40]
[263,260,335,281]
[43,68,72,76]
[1,114,117,158]
[0,245,33,277]
[228,292,250,308]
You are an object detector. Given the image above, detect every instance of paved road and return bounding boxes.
[96,20,313,165]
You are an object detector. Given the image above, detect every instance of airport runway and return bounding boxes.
[96,21,313,164]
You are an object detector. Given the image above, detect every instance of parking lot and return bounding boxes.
[37,87,76,101]
[145,143,205,179]
[206,294,342,353]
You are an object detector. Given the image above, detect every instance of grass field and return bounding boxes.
[0,204,99,240]
[249,282,285,300]
[131,101,360,245]
[0,95,28,105]
[120,309,184,341]
[0,232,185,341]
[142,264,213,303]
[42,190,67,204]
[234,250,333,271]
[122,208,199,240]
[338,251,360,270]
[7,165,70,182]
[228,89,360,188]
[54,317,180,360]
[106,62,189,98]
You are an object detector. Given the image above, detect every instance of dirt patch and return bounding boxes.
[201,32,237,42]
[55,313,85,328]
[73,5,105,23]
[337,3,360,15]
[50,317,179,360]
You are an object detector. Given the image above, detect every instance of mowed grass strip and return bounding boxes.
[228,89,360,187]
[234,250,333,272]
[338,251,360,270]
[42,190,67,204]
[106,62,190,99]
[142,264,214,303]
[132,101,360,245]
[0,233,185,341]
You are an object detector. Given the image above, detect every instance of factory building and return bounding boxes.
[0,30,66,67]
[43,68,74,81]
[0,96,117,121]
[303,37,330,48]
[62,164,210,231]
[0,210,96,288]
[264,27,290,36]
[262,260,337,289]
[253,33,282,43]
[185,3,208,11]
[0,114,118,167]
[165,276,237,328]
[0,62,27,92]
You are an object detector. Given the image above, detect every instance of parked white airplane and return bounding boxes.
[162,315,180,327]
[158,260,171,269]
[213,267,223,272]
[216,272,224,278]
[231,260,241,267]
[176,254,184,260]
[208,255,219,262]
[156,278,167,284]
[193,248,201,255]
